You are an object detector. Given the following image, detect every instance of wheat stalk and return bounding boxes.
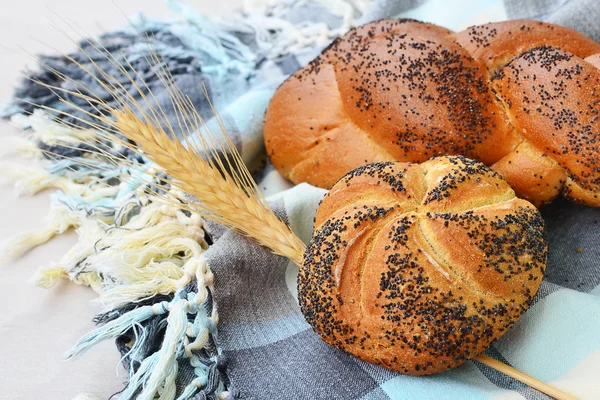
[111,109,306,266]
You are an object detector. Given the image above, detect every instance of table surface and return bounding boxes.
[0,1,239,398]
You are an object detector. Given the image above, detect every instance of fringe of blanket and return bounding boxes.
[1,0,373,398]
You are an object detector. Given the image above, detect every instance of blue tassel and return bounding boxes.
[64,301,170,360]
[138,299,189,400]
[118,352,160,399]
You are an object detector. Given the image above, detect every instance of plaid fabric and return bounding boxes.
[3,0,600,399]
[204,1,600,399]
[207,187,600,399]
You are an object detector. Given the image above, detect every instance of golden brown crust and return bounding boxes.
[492,46,600,205]
[454,20,600,71]
[333,23,517,166]
[491,141,567,207]
[264,63,395,188]
[265,19,600,206]
[299,156,546,375]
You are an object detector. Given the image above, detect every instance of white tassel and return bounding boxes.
[0,160,108,198]
[11,110,100,146]
[98,256,205,310]
[30,264,69,288]
[70,272,104,293]
[0,135,40,158]
[86,206,207,308]
[1,205,80,258]
[24,196,208,306]
[30,217,105,288]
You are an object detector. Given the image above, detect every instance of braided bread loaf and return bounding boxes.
[265,20,600,206]
[299,155,547,375]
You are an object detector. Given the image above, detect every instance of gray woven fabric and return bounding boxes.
[505,0,600,41]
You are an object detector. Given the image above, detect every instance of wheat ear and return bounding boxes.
[111,108,306,266]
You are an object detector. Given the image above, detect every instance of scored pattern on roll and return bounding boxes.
[265,19,600,206]
[299,156,547,375]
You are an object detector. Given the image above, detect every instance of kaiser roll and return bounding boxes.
[298,155,547,375]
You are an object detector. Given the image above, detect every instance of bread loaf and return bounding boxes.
[298,155,547,375]
[264,19,600,207]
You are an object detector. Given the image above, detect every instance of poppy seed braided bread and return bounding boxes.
[298,155,547,375]
[265,19,600,206]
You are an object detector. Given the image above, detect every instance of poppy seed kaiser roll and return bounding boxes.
[298,156,547,375]
[264,19,600,207]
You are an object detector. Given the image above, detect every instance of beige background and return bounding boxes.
[0,1,239,398]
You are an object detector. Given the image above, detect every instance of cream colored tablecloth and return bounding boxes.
[0,1,239,398]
